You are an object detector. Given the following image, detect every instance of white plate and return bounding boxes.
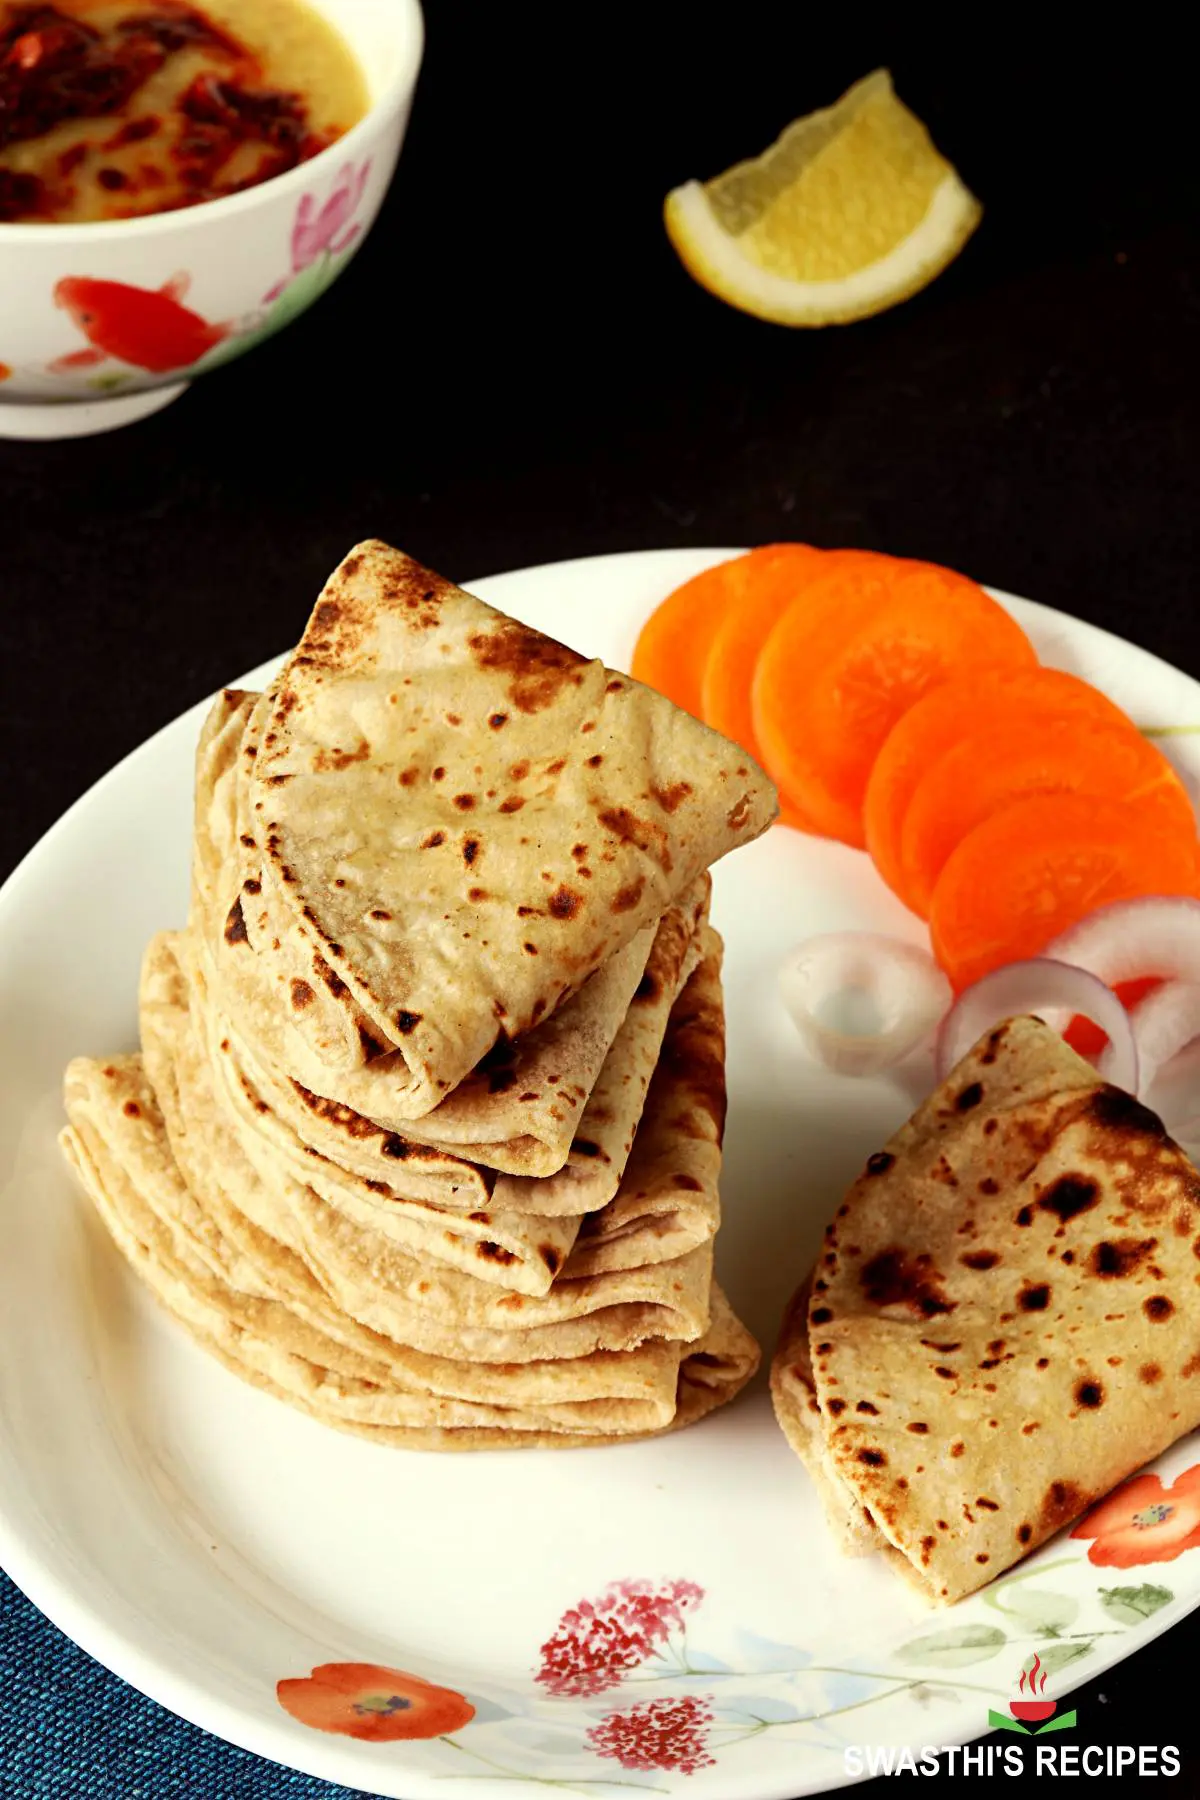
[3,549,1200,1799]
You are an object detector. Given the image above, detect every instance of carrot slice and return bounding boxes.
[864,667,1135,904]
[632,545,807,722]
[898,715,1195,919]
[929,793,1200,992]
[702,544,843,758]
[753,561,1036,846]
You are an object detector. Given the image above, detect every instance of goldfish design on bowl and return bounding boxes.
[43,156,377,389]
[51,274,231,376]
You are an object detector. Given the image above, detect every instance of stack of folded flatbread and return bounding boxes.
[771,1014,1200,1599]
[62,541,775,1448]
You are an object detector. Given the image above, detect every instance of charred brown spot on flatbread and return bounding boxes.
[1074,1378,1104,1408]
[223,898,248,945]
[1040,1480,1086,1530]
[612,877,646,914]
[1089,1086,1168,1137]
[548,885,583,921]
[860,1248,955,1317]
[290,979,314,1011]
[467,621,587,713]
[955,1081,984,1112]
[597,806,673,873]
[651,781,692,813]
[475,1241,518,1265]
[317,960,349,999]
[1037,1174,1100,1223]
[1017,1281,1051,1311]
[961,1250,1000,1270]
[1091,1237,1158,1277]
[865,1151,894,1176]
[1144,1295,1174,1321]
[313,740,370,772]
[395,1010,422,1035]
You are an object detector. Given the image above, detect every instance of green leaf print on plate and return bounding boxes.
[895,1624,1007,1668]
[1099,1584,1174,1625]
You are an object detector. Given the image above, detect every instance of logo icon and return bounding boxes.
[987,1654,1078,1736]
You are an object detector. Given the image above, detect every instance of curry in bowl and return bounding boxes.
[0,0,367,223]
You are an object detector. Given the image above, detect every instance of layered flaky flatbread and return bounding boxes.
[62,1056,758,1444]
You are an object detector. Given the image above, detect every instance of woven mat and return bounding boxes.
[0,1568,378,1799]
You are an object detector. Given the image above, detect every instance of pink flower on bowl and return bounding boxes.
[265,160,372,302]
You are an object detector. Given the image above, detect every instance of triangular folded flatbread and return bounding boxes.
[772,1016,1200,1602]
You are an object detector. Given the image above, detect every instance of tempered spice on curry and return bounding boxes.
[0,0,366,222]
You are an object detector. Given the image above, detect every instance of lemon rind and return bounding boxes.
[665,172,982,327]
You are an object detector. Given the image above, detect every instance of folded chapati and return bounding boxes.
[73,982,716,1362]
[245,541,776,1113]
[195,688,710,1176]
[62,1056,758,1444]
[569,940,725,1278]
[149,926,724,1297]
[143,932,581,1296]
[771,1015,1200,1603]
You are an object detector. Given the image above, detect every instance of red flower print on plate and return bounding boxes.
[588,1694,716,1775]
[277,1661,474,1741]
[536,1578,704,1696]
[1072,1464,1200,1567]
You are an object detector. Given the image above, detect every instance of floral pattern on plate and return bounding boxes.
[277,1471,1199,1783]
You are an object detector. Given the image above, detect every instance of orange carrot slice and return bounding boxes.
[702,543,836,758]
[864,667,1135,903]
[929,793,1200,992]
[632,545,806,722]
[753,561,1036,846]
[898,715,1195,919]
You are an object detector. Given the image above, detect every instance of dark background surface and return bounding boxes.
[1,4,1197,1794]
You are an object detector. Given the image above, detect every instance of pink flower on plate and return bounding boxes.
[535,1578,704,1697]
[265,160,372,300]
[587,1694,716,1774]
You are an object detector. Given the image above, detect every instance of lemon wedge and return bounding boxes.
[664,69,981,326]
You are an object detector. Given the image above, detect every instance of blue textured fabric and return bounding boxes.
[0,1568,383,1800]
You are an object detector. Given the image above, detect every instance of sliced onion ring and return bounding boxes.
[778,933,951,1076]
[1044,896,1200,987]
[935,957,1139,1095]
[1131,979,1200,1089]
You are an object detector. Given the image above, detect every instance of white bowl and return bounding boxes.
[0,1,424,440]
